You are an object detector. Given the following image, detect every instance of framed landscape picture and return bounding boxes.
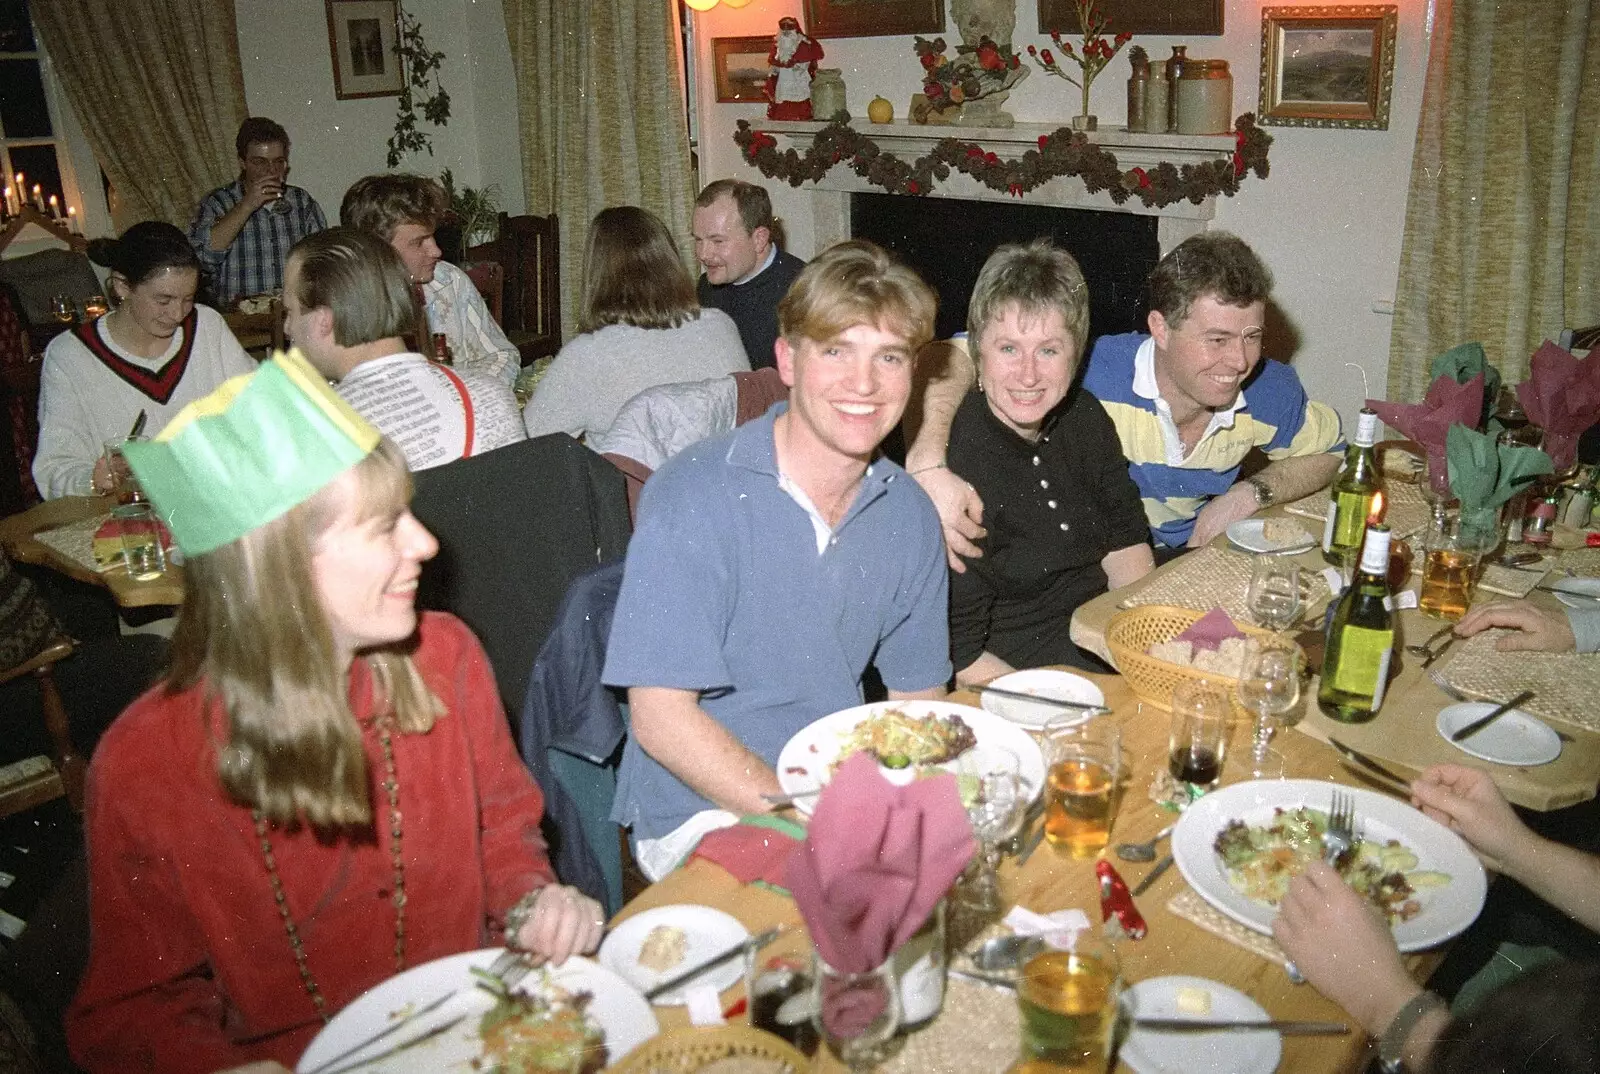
[1258,5,1398,129]
[326,0,403,100]
[1038,0,1222,36]
[802,0,945,39]
[713,36,775,103]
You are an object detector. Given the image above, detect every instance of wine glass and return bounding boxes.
[1246,554,1301,633]
[813,954,900,1072]
[49,294,75,324]
[954,760,1026,918]
[1236,637,1303,777]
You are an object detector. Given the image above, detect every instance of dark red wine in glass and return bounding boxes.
[1170,746,1220,786]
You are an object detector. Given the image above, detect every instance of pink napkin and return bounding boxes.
[1516,341,1600,470]
[1368,373,1485,489]
[785,753,975,975]
[691,821,802,887]
[1174,607,1245,652]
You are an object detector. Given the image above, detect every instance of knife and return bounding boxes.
[974,682,1111,716]
[128,409,148,440]
[1131,854,1173,897]
[314,1014,468,1074]
[1450,689,1537,742]
[643,925,784,1001]
[1132,1017,1349,1035]
[1327,738,1415,795]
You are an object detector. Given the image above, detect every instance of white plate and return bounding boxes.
[1171,779,1486,952]
[598,904,748,1005]
[1120,975,1281,1074]
[981,669,1106,729]
[1550,577,1600,607]
[295,950,657,1073]
[775,700,1047,818]
[1436,702,1562,766]
[1226,518,1316,556]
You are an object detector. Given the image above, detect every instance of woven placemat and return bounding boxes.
[1120,546,1332,621]
[32,515,109,574]
[1556,547,1600,577]
[1282,481,1431,541]
[1433,629,1600,733]
[883,976,1020,1073]
[1166,888,1289,968]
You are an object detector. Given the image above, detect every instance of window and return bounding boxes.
[0,0,71,221]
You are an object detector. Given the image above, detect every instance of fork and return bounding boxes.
[1322,789,1355,867]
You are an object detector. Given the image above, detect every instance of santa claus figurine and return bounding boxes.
[766,17,825,120]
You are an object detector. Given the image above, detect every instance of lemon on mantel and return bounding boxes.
[867,96,894,123]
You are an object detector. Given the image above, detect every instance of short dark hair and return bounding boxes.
[695,179,775,239]
[86,221,199,288]
[236,117,289,159]
[579,206,699,334]
[1147,231,1273,328]
[1431,959,1600,1074]
[288,227,416,348]
[340,174,448,243]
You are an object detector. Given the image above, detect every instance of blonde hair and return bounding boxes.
[967,240,1091,362]
[778,240,936,353]
[167,440,442,830]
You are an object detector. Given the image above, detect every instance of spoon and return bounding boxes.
[970,934,1045,972]
[1114,823,1175,863]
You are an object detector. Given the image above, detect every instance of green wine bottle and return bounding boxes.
[1322,409,1382,566]
[1318,523,1394,723]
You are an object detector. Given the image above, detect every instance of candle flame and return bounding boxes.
[1367,489,1386,526]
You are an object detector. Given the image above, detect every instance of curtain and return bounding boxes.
[33,0,247,228]
[1386,0,1600,402]
[502,0,696,343]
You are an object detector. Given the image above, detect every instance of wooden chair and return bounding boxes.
[462,260,505,326]
[0,636,83,818]
[466,212,561,365]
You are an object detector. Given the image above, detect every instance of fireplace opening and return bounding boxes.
[849,193,1161,347]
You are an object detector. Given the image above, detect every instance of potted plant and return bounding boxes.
[387,3,451,168]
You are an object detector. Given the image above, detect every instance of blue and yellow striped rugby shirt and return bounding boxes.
[1084,332,1344,548]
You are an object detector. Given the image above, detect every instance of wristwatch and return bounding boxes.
[1244,476,1274,508]
[1377,991,1446,1073]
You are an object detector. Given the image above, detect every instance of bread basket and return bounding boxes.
[608,1025,811,1072]
[1105,604,1279,719]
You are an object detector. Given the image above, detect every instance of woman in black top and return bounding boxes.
[946,240,1154,685]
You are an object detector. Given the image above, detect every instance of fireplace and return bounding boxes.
[850,192,1161,344]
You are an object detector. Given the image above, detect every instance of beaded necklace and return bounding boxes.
[252,723,406,1021]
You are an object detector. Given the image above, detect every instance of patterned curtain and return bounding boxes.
[33,0,247,228]
[1387,0,1600,401]
[501,0,696,343]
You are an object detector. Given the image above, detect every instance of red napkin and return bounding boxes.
[1368,373,1485,488]
[1516,341,1600,470]
[91,514,174,570]
[1173,607,1245,652]
[691,821,802,887]
[785,753,974,975]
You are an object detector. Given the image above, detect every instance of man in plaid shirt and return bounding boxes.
[187,118,327,309]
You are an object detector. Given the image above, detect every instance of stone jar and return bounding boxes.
[810,69,846,121]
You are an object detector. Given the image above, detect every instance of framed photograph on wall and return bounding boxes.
[326,0,403,100]
[1258,5,1398,129]
[1038,0,1222,36]
[803,0,945,40]
[713,36,775,103]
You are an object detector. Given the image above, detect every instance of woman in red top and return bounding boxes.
[66,356,604,1073]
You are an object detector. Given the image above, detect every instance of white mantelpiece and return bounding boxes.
[757,120,1238,253]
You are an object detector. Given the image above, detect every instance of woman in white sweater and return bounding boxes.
[34,222,256,498]
[523,206,748,441]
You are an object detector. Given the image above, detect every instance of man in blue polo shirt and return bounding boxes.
[906,232,1342,563]
[604,240,951,879]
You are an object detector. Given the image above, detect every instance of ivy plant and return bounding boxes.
[387,4,451,168]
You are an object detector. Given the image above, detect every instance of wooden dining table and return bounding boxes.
[612,673,1443,1073]
[0,494,183,607]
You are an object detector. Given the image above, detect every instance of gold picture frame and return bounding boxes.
[326,0,403,100]
[1258,5,1397,129]
[712,36,775,104]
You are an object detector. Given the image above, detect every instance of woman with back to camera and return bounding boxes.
[66,353,604,1073]
[522,205,749,441]
[32,221,257,499]
[944,239,1154,685]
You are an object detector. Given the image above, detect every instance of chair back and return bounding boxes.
[0,287,41,512]
[409,434,632,719]
[467,212,560,364]
[463,260,505,326]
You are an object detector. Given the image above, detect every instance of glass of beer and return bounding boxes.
[1042,717,1120,859]
[112,503,166,581]
[1419,507,1497,621]
[1168,681,1230,790]
[1009,929,1124,1074]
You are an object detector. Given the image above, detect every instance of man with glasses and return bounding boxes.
[906,232,1342,564]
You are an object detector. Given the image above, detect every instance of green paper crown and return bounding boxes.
[123,349,380,556]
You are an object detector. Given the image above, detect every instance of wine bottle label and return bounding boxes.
[1329,625,1394,707]
[1322,499,1338,551]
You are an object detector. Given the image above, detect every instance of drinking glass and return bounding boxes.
[83,294,109,318]
[113,503,166,581]
[955,760,1026,917]
[1419,506,1498,621]
[1236,637,1303,776]
[102,435,147,503]
[813,954,900,1072]
[1247,554,1301,633]
[746,958,818,1055]
[49,294,75,324]
[1167,681,1230,790]
[1008,929,1124,1074]
[1042,717,1121,859]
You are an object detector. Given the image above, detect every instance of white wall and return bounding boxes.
[234,0,523,221]
[688,0,1433,425]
